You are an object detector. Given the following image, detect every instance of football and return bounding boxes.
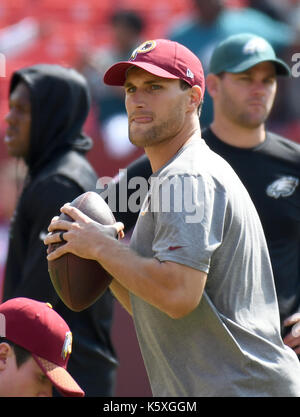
[47,191,117,312]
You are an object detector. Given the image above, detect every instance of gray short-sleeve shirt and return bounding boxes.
[129,137,300,397]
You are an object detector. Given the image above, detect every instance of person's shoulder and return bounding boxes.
[28,151,94,193]
[29,174,83,199]
[40,150,97,187]
[265,131,300,166]
[158,138,210,178]
[201,127,226,152]
[267,131,300,151]
[22,174,83,218]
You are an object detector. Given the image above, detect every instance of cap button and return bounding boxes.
[46,303,53,309]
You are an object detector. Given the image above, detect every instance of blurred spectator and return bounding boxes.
[2,64,118,396]
[0,297,84,397]
[167,0,295,128]
[80,9,145,160]
[0,159,26,302]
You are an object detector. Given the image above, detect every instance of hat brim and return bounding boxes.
[103,61,180,86]
[34,355,85,397]
[226,57,291,76]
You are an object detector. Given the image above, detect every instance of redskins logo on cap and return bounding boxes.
[130,40,157,61]
[61,331,73,360]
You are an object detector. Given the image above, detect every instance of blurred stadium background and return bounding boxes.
[0,0,299,396]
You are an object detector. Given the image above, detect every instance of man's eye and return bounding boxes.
[151,85,161,90]
[264,78,275,84]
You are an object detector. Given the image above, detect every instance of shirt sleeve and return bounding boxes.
[151,174,227,274]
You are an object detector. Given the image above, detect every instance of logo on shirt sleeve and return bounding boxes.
[266,176,299,199]
[168,245,186,251]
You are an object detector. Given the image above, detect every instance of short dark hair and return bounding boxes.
[179,79,192,90]
[0,337,31,368]
[179,79,203,117]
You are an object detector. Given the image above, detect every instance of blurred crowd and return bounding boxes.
[0,0,299,171]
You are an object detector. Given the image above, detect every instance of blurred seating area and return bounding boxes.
[0,1,298,172]
[0,0,250,172]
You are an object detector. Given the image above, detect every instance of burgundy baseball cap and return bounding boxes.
[103,39,205,97]
[0,297,84,397]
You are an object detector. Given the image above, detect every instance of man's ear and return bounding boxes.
[188,85,202,112]
[206,73,220,98]
[0,343,12,370]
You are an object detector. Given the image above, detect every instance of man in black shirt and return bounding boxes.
[204,33,300,352]
[107,33,300,357]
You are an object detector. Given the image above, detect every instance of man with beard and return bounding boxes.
[108,34,300,359]
[45,39,300,396]
[204,33,300,355]
[3,64,117,396]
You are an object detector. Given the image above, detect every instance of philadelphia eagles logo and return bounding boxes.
[243,37,269,55]
[266,176,299,199]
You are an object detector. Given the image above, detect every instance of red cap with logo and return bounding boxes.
[0,297,84,397]
[103,39,205,97]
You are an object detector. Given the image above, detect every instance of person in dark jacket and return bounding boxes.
[3,64,118,396]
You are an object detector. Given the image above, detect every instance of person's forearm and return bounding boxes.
[96,237,172,315]
[109,278,133,316]
[95,235,205,319]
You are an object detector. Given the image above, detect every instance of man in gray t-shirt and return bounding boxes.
[45,39,300,396]
[130,137,300,396]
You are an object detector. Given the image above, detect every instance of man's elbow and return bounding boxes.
[164,295,200,320]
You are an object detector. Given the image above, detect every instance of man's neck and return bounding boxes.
[145,125,201,173]
[210,119,266,149]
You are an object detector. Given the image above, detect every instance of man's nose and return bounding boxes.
[251,81,267,96]
[130,90,147,107]
[5,109,15,124]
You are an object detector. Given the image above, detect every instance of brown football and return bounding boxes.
[47,191,116,312]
